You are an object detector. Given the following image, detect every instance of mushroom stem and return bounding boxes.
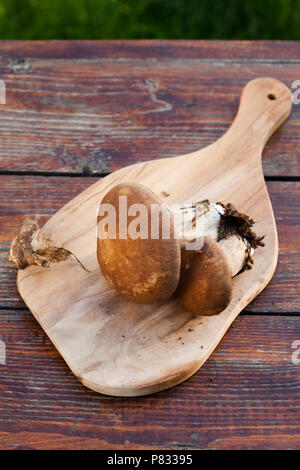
[9,218,90,273]
[173,200,264,316]
[170,201,263,277]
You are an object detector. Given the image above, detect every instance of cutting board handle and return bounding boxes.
[218,77,292,160]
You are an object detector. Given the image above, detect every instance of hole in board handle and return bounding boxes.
[268,93,276,100]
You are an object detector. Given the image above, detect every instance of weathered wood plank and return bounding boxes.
[0,176,299,312]
[0,42,299,176]
[0,311,299,449]
[0,40,299,60]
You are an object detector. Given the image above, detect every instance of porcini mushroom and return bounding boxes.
[172,200,264,276]
[97,182,264,315]
[97,182,181,303]
[175,236,233,316]
[173,200,264,315]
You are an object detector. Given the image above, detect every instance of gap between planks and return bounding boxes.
[0,305,299,316]
[0,171,299,181]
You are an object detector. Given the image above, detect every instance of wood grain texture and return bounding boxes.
[1,177,299,311]
[0,310,299,450]
[0,41,299,176]
[0,40,299,60]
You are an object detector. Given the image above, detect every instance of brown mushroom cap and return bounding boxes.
[97,182,181,303]
[175,236,233,316]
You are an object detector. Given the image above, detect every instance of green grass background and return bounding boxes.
[0,0,299,40]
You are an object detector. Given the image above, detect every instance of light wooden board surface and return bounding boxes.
[17,77,292,396]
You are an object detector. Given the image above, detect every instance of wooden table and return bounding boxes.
[0,40,299,450]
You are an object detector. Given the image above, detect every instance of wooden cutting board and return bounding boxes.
[17,77,292,396]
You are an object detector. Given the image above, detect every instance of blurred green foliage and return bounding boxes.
[0,0,299,40]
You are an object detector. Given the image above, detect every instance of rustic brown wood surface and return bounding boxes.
[0,41,299,176]
[0,311,299,450]
[0,40,299,448]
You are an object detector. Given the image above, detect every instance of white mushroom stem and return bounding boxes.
[170,202,254,277]
[218,234,253,277]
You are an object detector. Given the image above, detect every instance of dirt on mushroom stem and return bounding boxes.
[174,200,265,316]
[216,202,265,272]
[175,200,264,275]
